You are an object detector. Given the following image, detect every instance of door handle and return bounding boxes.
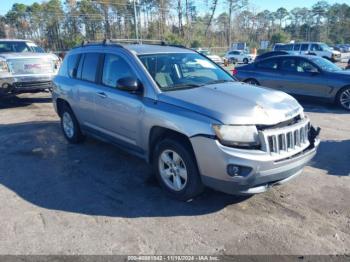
[97,92,107,99]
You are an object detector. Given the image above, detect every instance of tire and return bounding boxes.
[244,79,260,86]
[243,58,249,64]
[153,138,204,201]
[336,86,350,111]
[60,103,85,143]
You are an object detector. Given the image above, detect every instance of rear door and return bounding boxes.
[74,52,103,128]
[92,52,144,150]
[253,58,281,89]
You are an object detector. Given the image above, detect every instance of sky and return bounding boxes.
[0,0,349,15]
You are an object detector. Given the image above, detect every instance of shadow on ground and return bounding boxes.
[0,93,52,109]
[297,97,349,115]
[310,139,350,176]
[0,121,249,218]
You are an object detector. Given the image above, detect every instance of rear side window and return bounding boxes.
[256,58,278,70]
[81,53,100,82]
[67,54,81,78]
[102,54,135,88]
[301,44,309,51]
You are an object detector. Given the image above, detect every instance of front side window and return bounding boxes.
[256,58,279,70]
[294,44,301,51]
[281,58,298,72]
[300,44,309,51]
[297,60,319,73]
[138,53,234,91]
[102,54,136,87]
[81,53,100,82]
[310,44,322,51]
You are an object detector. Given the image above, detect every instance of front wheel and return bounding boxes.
[337,87,350,111]
[153,138,204,201]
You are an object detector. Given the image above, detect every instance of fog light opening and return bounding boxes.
[227,164,252,177]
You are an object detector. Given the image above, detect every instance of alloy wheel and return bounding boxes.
[158,149,188,191]
[339,88,350,110]
[62,112,74,138]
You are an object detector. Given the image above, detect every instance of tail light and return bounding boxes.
[231,68,237,75]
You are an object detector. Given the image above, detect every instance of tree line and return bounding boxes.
[0,0,349,51]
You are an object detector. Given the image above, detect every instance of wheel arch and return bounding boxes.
[148,126,195,163]
[56,98,71,117]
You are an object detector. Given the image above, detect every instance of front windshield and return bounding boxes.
[138,53,234,91]
[311,57,342,72]
[0,41,30,53]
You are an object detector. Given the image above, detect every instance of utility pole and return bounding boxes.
[133,0,139,42]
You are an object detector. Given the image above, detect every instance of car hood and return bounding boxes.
[0,52,58,60]
[158,82,303,125]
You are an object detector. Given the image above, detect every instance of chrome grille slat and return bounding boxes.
[260,118,310,155]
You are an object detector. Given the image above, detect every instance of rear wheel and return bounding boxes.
[336,87,350,111]
[243,58,249,64]
[153,138,204,201]
[60,104,85,143]
[244,79,260,86]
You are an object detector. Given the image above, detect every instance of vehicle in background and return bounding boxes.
[273,42,341,62]
[52,42,319,200]
[255,51,289,62]
[196,49,223,64]
[0,39,60,95]
[234,55,350,110]
[225,50,255,64]
[335,44,350,53]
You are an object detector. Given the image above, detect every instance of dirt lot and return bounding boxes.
[0,92,349,255]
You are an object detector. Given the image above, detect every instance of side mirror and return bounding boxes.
[116,77,143,93]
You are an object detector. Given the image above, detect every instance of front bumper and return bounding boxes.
[0,74,54,94]
[190,134,319,195]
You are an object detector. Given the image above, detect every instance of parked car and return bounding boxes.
[255,51,289,62]
[52,42,320,200]
[0,39,60,95]
[346,59,350,70]
[273,42,341,62]
[335,44,350,53]
[225,50,255,64]
[196,49,223,64]
[234,55,350,110]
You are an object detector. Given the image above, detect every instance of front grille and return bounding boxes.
[14,81,52,89]
[259,118,310,155]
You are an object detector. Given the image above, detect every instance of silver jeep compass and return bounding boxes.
[52,41,320,200]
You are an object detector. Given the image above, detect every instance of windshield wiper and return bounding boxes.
[168,83,203,89]
[205,79,234,86]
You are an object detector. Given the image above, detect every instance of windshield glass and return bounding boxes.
[0,41,31,53]
[138,53,234,91]
[311,57,342,72]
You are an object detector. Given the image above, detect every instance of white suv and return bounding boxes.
[273,42,341,62]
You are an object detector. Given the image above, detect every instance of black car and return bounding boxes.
[255,51,289,62]
[235,55,350,110]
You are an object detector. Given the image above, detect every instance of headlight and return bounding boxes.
[212,125,260,148]
[0,61,9,72]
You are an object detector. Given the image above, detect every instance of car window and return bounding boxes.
[310,44,322,51]
[0,41,30,52]
[81,53,100,82]
[281,58,298,72]
[102,54,136,88]
[297,60,319,73]
[67,54,81,78]
[300,44,309,51]
[285,44,293,51]
[256,58,278,70]
[293,44,301,51]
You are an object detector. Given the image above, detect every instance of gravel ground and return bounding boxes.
[0,92,349,255]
